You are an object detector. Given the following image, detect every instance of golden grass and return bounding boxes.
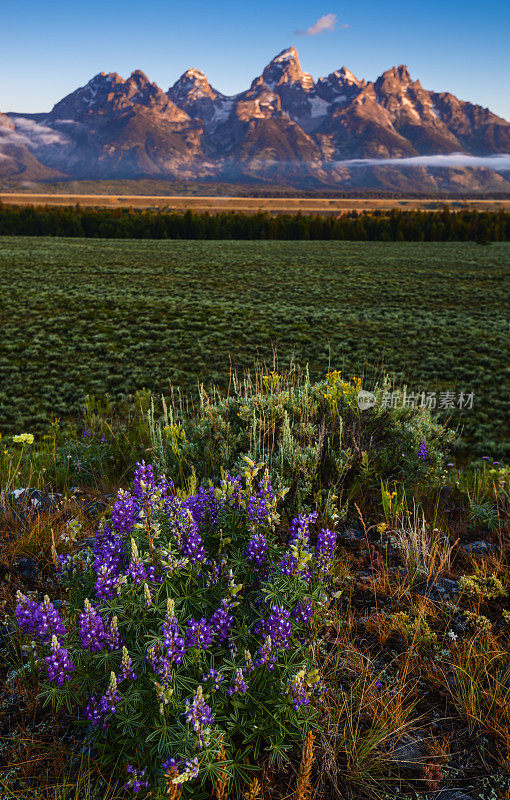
[1,193,510,213]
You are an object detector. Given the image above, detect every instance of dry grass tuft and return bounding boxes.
[293,731,315,800]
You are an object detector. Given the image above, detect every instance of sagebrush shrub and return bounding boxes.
[148,372,454,517]
[15,459,336,797]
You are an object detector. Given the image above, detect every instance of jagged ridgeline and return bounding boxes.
[1,47,510,191]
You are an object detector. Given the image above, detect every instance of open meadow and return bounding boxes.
[1,234,509,800]
[0,237,508,456]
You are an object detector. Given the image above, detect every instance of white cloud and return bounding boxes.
[295,13,346,37]
[336,153,510,171]
[0,117,70,147]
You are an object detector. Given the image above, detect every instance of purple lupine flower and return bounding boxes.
[293,600,313,625]
[279,552,298,576]
[255,605,293,670]
[100,435,108,443]
[222,473,243,510]
[315,528,337,573]
[279,512,317,580]
[95,564,123,600]
[245,532,268,565]
[244,649,255,676]
[162,756,183,773]
[33,595,66,640]
[44,635,75,686]
[56,554,72,576]
[202,668,224,690]
[418,439,428,460]
[132,461,156,499]
[184,618,212,651]
[264,605,292,650]
[181,523,205,564]
[289,511,318,548]
[118,646,137,682]
[126,539,147,585]
[82,428,91,438]
[247,474,275,524]
[286,671,310,710]
[146,564,164,585]
[93,524,127,575]
[209,598,234,643]
[162,496,189,548]
[198,558,224,587]
[15,591,38,632]
[185,486,219,528]
[161,599,186,665]
[147,644,173,683]
[111,492,140,536]
[228,667,248,696]
[254,635,275,669]
[78,598,106,651]
[163,756,200,785]
[124,765,149,794]
[85,672,121,729]
[183,686,214,749]
[106,616,122,650]
[157,474,173,499]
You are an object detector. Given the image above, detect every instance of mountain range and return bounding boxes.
[2,47,510,192]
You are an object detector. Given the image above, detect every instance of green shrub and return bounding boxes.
[148,372,454,518]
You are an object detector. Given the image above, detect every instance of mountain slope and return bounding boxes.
[2,48,510,190]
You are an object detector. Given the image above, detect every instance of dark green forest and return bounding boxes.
[0,204,509,241]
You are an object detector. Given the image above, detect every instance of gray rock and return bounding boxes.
[10,487,63,514]
[15,557,39,580]
[388,730,428,773]
[416,576,460,602]
[428,791,476,800]
[462,540,497,556]
[338,528,377,546]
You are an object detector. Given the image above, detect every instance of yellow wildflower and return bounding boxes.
[12,433,34,445]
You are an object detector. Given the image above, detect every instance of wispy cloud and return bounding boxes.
[295,13,347,37]
[335,153,510,171]
[0,117,70,147]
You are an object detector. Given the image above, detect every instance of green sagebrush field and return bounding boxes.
[0,237,508,457]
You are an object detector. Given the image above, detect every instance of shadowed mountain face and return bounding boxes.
[2,47,510,190]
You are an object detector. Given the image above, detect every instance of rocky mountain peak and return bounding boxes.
[375,64,414,92]
[48,69,190,124]
[168,68,218,103]
[333,67,364,87]
[316,66,365,104]
[261,47,314,91]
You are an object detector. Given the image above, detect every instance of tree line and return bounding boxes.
[0,204,508,241]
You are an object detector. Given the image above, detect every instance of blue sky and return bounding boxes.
[2,0,509,119]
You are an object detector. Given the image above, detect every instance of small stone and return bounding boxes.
[15,557,39,580]
[10,488,62,515]
[427,791,476,800]
[388,729,428,773]
[462,540,497,556]
[416,576,460,602]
